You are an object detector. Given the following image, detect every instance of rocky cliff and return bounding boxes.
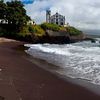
[36,30,86,44]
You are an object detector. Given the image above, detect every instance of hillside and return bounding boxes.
[28,23,85,44]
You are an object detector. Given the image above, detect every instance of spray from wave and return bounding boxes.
[25,40,100,85]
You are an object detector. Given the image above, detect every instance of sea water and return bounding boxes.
[25,40,100,85]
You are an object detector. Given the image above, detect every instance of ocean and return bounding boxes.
[25,39,100,86]
[82,29,100,36]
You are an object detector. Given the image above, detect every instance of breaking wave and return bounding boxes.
[25,40,100,85]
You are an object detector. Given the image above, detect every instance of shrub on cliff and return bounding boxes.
[40,23,60,32]
[28,25,45,42]
[29,25,45,37]
[66,26,82,36]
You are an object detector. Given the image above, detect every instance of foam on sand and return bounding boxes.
[25,40,100,85]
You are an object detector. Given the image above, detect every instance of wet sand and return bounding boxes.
[0,38,100,100]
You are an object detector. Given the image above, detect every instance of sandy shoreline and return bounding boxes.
[0,38,100,100]
[26,55,100,95]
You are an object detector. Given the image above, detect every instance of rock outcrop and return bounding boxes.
[37,30,86,44]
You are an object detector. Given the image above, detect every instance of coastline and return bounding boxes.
[26,55,100,95]
[0,38,99,100]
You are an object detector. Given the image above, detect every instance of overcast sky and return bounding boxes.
[6,0,100,30]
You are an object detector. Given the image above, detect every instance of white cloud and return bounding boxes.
[25,0,51,23]
[6,0,100,29]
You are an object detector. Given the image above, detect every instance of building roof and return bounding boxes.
[50,12,65,18]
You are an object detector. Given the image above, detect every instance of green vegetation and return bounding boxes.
[28,25,45,37]
[0,0,30,40]
[0,0,6,20]
[0,0,30,26]
[66,26,82,36]
[40,23,60,31]
[40,23,82,36]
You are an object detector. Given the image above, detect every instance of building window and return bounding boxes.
[51,19,53,22]
[60,19,63,21]
[56,22,58,24]
[56,19,58,22]
[56,15,58,18]
[60,22,63,25]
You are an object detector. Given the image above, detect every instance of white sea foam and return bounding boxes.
[25,40,100,85]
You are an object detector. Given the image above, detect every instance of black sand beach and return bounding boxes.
[0,38,100,100]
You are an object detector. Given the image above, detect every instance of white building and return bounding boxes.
[46,10,65,26]
[0,19,8,24]
[27,20,36,25]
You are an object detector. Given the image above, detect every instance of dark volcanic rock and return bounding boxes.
[37,30,86,44]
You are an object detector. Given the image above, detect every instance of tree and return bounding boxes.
[0,0,6,22]
[6,1,30,31]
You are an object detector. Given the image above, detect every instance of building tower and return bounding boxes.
[46,10,51,23]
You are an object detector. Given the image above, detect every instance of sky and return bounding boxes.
[5,0,100,30]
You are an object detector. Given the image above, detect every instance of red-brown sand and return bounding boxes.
[0,38,99,100]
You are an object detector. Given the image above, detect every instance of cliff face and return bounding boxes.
[36,30,85,44]
[70,33,86,42]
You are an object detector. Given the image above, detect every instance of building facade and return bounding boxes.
[0,19,8,24]
[46,10,65,26]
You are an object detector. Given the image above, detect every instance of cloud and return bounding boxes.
[25,0,51,23]
[5,0,100,30]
